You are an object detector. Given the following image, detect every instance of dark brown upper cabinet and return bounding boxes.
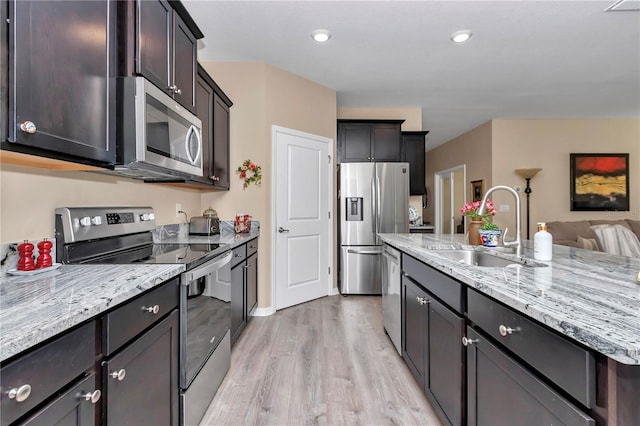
[337,120,404,163]
[401,131,429,196]
[121,0,203,114]
[4,0,117,165]
[192,64,232,190]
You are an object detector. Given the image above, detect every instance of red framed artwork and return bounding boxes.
[570,153,629,211]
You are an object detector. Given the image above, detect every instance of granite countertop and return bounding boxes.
[0,227,261,363]
[0,264,185,362]
[378,233,640,365]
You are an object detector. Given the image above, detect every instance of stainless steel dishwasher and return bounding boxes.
[382,244,401,355]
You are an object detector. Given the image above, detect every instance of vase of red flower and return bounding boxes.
[460,199,497,245]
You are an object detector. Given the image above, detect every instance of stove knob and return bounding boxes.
[148,213,155,220]
[91,216,102,225]
[140,213,150,221]
[80,216,91,227]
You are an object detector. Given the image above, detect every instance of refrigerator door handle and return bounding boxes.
[375,170,381,235]
[347,248,383,255]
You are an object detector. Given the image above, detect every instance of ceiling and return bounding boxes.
[182,0,640,150]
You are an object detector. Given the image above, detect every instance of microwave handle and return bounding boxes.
[185,125,202,166]
[182,251,232,283]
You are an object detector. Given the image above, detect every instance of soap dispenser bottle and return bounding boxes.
[534,222,553,261]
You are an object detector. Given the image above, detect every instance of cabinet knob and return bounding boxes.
[462,336,478,346]
[7,384,31,402]
[20,121,37,134]
[111,369,126,381]
[174,87,182,95]
[498,325,518,336]
[416,296,429,305]
[142,304,160,314]
[210,175,220,181]
[81,390,102,404]
[243,265,249,269]
[367,157,371,161]
[168,85,177,93]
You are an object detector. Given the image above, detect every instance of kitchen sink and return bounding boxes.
[432,249,546,268]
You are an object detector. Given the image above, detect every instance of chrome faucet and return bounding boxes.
[477,185,523,257]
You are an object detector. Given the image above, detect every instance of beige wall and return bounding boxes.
[425,121,493,225]
[427,119,640,238]
[492,119,640,235]
[337,107,422,132]
[199,61,337,309]
[0,165,202,242]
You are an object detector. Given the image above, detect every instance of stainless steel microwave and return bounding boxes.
[112,77,203,180]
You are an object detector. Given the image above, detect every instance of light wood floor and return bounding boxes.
[199,295,443,426]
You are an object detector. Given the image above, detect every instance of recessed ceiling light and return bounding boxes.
[450,30,472,43]
[311,29,331,43]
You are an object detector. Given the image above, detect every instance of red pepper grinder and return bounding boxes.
[36,238,53,269]
[17,240,36,271]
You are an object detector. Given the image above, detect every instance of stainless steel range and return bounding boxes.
[55,207,230,426]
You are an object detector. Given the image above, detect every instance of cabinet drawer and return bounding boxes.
[103,278,179,355]
[246,239,258,257]
[402,254,463,313]
[1,322,95,425]
[231,245,246,267]
[467,289,595,408]
[467,327,594,426]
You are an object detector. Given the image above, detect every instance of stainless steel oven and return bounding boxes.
[180,250,231,426]
[55,207,231,426]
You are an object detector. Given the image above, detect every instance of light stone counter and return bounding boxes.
[0,264,184,362]
[379,233,640,365]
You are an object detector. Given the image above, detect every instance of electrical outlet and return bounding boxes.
[499,204,510,212]
[175,203,182,217]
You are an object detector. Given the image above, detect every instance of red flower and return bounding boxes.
[250,163,256,170]
[240,171,246,178]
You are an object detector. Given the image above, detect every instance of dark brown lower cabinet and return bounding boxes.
[402,274,463,425]
[466,327,594,426]
[22,374,98,426]
[246,252,258,317]
[103,310,179,426]
[402,275,428,388]
[230,261,246,344]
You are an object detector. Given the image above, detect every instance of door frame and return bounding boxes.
[270,125,334,311]
[434,164,466,235]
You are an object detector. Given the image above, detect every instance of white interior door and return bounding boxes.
[435,165,466,234]
[273,126,332,310]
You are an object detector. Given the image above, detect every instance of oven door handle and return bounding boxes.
[182,251,232,283]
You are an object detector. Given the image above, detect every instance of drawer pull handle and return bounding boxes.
[416,296,429,305]
[498,325,519,336]
[462,337,478,346]
[111,369,126,381]
[142,305,160,314]
[20,121,37,134]
[82,390,102,404]
[7,384,31,402]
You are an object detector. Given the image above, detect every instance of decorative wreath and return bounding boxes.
[237,159,262,189]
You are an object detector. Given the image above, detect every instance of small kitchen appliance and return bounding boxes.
[55,206,230,426]
[189,208,220,236]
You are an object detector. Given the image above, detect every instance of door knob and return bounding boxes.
[278,227,290,233]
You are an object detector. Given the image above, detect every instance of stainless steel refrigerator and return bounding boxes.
[339,162,409,294]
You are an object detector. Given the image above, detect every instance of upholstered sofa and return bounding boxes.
[546,219,640,257]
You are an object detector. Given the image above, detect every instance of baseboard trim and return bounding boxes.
[251,306,276,317]
[330,287,340,296]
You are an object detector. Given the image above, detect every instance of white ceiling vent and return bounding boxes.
[605,0,640,11]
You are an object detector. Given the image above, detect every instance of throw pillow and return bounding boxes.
[577,236,600,251]
[591,224,640,257]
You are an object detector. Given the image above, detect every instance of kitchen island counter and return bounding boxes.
[0,263,185,362]
[379,233,640,364]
